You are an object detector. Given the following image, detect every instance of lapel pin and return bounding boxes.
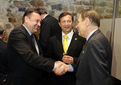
[75,38,77,40]
[82,51,84,54]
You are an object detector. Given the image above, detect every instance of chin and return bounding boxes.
[78,33,82,36]
[34,30,38,33]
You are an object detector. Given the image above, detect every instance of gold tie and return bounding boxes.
[63,35,68,55]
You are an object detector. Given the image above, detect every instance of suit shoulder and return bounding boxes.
[43,15,58,24]
[46,15,57,21]
[92,32,109,43]
[10,26,24,33]
[0,40,7,46]
[0,40,7,50]
[8,25,27,39]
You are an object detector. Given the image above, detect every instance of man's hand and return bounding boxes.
[3,74,7,83]
[62,55,74,64]
[53,61,70,76]
[3,79,6,82]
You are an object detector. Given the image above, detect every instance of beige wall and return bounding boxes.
[111,18,121,81]
[100,19,112,41]
[100,18,121,81]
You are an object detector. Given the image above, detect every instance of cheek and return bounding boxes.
[59,24,63,28]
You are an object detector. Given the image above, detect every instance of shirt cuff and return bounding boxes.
[52,63,56,71]
[68,64,74,72]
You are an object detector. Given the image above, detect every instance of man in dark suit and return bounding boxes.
[46,12,85,85]
[35,8,61,55]
[7,8,69,85]
[35,8,61,85]
[0,26,7,85]
[63,9,112,85]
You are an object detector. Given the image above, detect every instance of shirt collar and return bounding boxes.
[22,24,32,36]
[44,14,48,19]
[86,29,98,41]
[62,30,74,39]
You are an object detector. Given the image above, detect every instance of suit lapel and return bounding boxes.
[76,29,100,69]
[67,32,78,54]
[34,35,43,55]
[56,33,64,55]
[76,41,88,63]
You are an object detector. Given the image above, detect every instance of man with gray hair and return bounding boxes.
[0,26,7,85]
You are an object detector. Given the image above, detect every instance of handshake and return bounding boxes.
[53,55,74,76]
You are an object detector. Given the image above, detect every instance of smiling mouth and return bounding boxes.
[35,25,40,29]
[64,26,70,29]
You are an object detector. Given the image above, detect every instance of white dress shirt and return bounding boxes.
[62,30,74,72]
[62,30,74,47]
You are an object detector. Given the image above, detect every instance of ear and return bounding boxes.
[58,22,61,27]
[1,31,5,39]
[3,31,5,34]
[85,18,90,27]
[25,16,29,22]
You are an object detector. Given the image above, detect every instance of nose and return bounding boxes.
[38,22,41,27]
[65,21,69,25]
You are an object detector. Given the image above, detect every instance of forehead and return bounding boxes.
[60,15,72,20]
[30,12,41,19]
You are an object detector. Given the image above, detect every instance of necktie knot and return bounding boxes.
[31,34,34,38]
[63,35,68,39]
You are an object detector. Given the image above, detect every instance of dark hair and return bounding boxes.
[80,9,100,27]
[34,7,47,15]
[0,26,4,35]
[22,8,41,23]
[58,12,74,22]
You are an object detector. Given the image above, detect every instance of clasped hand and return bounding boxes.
[53,61,70,76]
[62,55,74,64]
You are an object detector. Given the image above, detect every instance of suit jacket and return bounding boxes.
[46,32,85,85]
[75,29,112,85]
[0,39,7,85]
[39,15,61,55]
[7,25,55,85]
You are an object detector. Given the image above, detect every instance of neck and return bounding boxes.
[85,25,98,39]
[41,14,47,20]
[23,23,33,34]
